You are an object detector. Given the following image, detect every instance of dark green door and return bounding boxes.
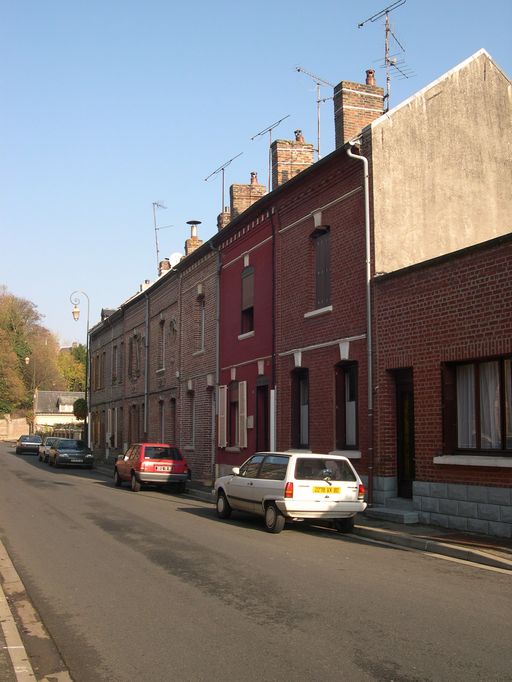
[395,369,415,498]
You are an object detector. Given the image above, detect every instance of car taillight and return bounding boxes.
[285,482,294,498]
[358,484,366,501]
[140,462,148,472]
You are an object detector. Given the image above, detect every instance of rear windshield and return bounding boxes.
[143,447,182,461]
[57,439,85,450]
[294,458,357,482]
[21,435,42,443]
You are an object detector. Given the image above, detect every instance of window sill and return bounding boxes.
[433,455,512,468]
[238,331,255,341]
[329,449,361,459]
[156,368,165,374]
[225,446,241,453]
[192,349,205,357]
[304,305,333,319]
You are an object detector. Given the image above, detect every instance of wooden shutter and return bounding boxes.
[238,381,248,448]
[315,231,330,308]
[441,364,456,454]
[218,385,227,447]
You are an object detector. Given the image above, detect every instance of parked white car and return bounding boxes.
[214,452,367,534]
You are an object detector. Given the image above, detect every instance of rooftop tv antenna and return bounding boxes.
[295,67,334,159]
[205,152,243,215]
[251,114,290,191]
[152,201,173,274]
[358,0,413,111]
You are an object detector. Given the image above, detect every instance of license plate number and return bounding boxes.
[156,465,171,472]
[312,486,341,494]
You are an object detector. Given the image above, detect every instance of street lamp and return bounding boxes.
[70,290,90,446]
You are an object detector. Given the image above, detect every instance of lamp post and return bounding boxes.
[70,291,90,446]
[24,356,35,434]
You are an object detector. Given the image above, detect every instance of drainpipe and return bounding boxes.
[210,242,221,481]
[346,141,374,506]
[144,292,149,440]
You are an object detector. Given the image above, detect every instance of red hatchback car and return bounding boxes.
[114,443,189,493]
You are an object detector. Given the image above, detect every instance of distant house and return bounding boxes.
[34,389,85,431]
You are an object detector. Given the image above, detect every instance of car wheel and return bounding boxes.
[176,481,187,494]
[113,469,122,487]
[38,454,42,461]
[216,491,232,519]
[265,503,285,533]
[333,517,355,533]
[131,474,141,492]
[16,448,20,455]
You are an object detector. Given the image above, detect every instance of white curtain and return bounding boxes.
[505,360,512,448]
[480,361,501,449]
[457,365,475,448]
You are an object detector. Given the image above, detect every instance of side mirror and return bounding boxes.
[232,467,240,476]
[117,454,125,461]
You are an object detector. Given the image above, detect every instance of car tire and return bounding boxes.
[15,448,20,455]
[131,474,141,492]
[216,491,232,519]
[114,469,122,487]
[176,481,187,494]
[333,517,355,533]
[265,503,285,534]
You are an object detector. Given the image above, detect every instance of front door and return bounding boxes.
[395,369,415,498]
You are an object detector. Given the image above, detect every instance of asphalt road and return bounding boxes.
[0,442,510,682]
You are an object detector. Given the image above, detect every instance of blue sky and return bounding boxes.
[1,0,511,345]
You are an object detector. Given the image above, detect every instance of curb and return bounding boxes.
[352,525,512,571]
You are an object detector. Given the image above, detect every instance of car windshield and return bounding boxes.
[21,435,42,443]
[294,458,357,482]
[144,446,182,460]
[57,439,85,451]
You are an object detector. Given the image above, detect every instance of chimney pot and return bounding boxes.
[294,129,305,143]
[366,69,376,86]
[250,171,258,185]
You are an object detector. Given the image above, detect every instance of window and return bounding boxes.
[239,455,264,478]
[218,381,247,448]
[119,342,124,384]
[312,228,330,309]
[128,334,142,379]
[259,455,289,480]
[112,345,118,384]
[241,266,254,334]
[195,298,205,351]
[335,363,358,449]
[158,320,165,370]
[443,358,512,454]
[291,369,309,449]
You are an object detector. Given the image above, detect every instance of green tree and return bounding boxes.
[58,345,86,391]
[73,398,87,421]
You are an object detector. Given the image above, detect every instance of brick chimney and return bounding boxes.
[217,207,231,231]
[333,69,384,148]
[230,172,266,220]
[185,220,203,256]
[270,130,314,191]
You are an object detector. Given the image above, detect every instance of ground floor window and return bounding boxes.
[444,357,512,453]
[335,362,358,450]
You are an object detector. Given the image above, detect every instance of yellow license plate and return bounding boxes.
[312,486,341,494]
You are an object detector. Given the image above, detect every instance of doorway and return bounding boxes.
[395,369,415,498]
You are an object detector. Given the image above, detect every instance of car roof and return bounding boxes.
[252,451,350,459]
[133,442,174,447]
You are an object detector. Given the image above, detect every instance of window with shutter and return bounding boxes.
[239,381,248,448]
[218,386,227,447]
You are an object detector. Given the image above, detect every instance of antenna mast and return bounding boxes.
[358,0,411,111]
[251,114,290,192]
[296,67,334,160]
[152,201,168,273]
[205,152,243,215]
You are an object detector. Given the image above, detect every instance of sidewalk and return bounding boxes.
[94,462,512,572]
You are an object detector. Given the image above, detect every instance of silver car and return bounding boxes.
[48,438,94,468]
